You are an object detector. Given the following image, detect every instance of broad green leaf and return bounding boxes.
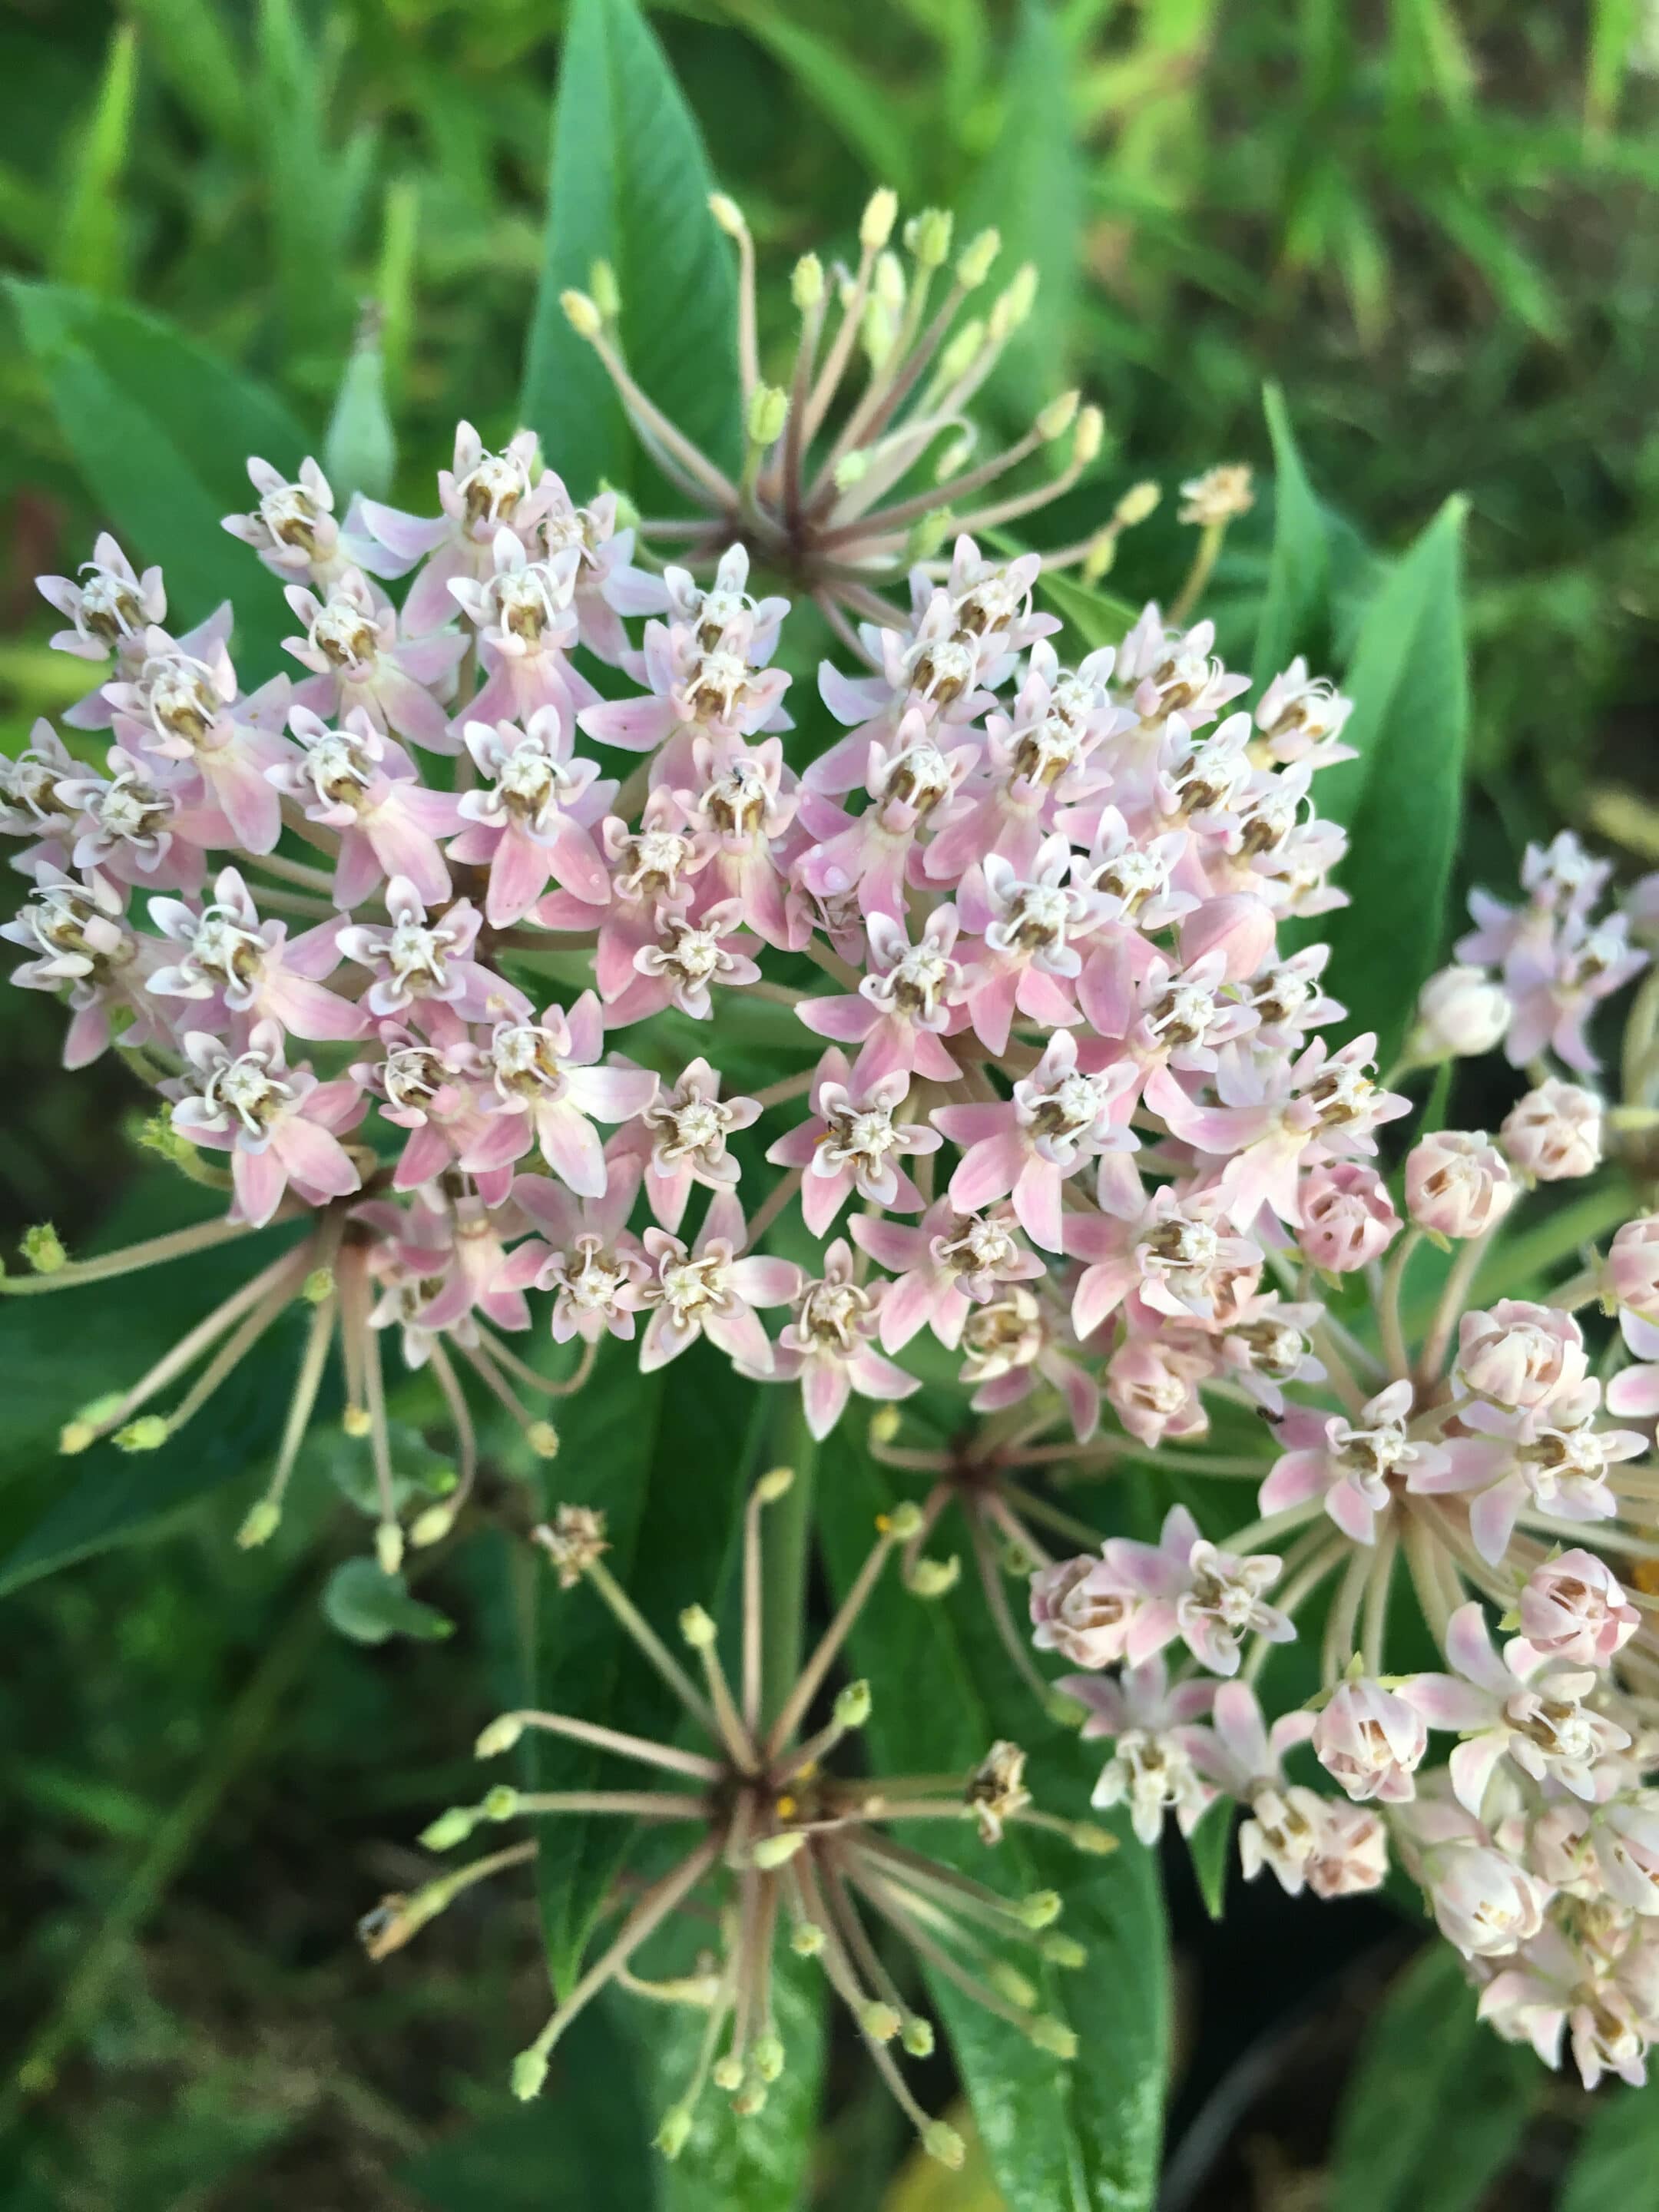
[322,1559,454,1644]
[528,1339,760,1988]
[819,1435,1169,2212]
[622,1938,826,2212]
[1251,385,1330,694]
[521,0,740,502]
[402,2005,657,2212]
[1559,2081,1659,2211]
[963,0,1084,422]
[1293,496,1469,1068]
[53,22,138,296]
[8,281,310,677]
[1329,1944,1535,2212]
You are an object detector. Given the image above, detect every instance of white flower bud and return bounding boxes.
[559,290,603,340]
[1412,963,1512,1059]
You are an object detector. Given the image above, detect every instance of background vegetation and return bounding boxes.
[2,1,1658,2205]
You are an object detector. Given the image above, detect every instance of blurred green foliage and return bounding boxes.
[5,0,1659,2204]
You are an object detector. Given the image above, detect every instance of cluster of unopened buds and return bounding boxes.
[10,185,1659,2142]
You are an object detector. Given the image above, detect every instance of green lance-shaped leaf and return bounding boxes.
[817,1433,1170,2212]
[1252,383,1330,694]
[7,281,310,680]
[52,20,139,297]
[521,0,740,502]
[1328,1942,1537,2212]
[322,1558,454,1646]
[1288,495,1470,1071]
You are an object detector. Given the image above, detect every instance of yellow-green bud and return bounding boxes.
[922,2121,965,2169]
[939,319,985,381]
[1015,1889,1063,1929]
[833,449,870,491]
[731,2081,767,2118]
[792,1921,826,1957]
[1035,389,1081,443]
[859,2001,902,2043]
[860,187,899,252]
[343,1404,372,1439]
[752,1831,806,1870]
[1081,528,1120,584]
[904,509,954,565]
[237,1499,282,1550]
[1115,478,1161,527]
[906,207,953,268]
[589,259,621,320]
[59,1420,98,1457]
[115,1416,168,1452]
[1046,1687,1090,1729]
[957,227,1001,290]
[989,263,1038,342]
[833,1679,872,1730]
[1029,2017,1078,2060]
[747,385,788,449]
[410,1502,459,1548]
[752,2032,785,2082]
[756,1464,795,1504]
[512,2048,549,2101]
[654,2106,694,2159]
[873,250,906,313]
[22,1224,66,1274]
[908,1555,961,1600]
[679,1602,717,1649]
[988,1962,1038,2011]
[711,2054,743,2093]
[475,1714,525,1758]
[791,253,823,312]
[1040,1933,1087,1969]
[901,2017,935,2058]
[1072,405,1104,466]
[482,1784,521,1823]
[708,192,747,239]
[420,1806,478,1852]
[1071,1821,1120,1856]
[302,1266,335,1303]
[867,1405,902,1445]
[886,1501,925,1541]
[560,290,603,341]
[375,1520,405,1577]
[526,1421,560,1460]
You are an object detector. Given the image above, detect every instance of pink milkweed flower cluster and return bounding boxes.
[12,185,1659,2121]
[1001,805,1659,2094]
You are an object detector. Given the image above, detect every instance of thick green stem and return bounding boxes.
[761,1403,817,1735]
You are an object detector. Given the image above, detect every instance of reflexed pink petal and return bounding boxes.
[534,1101,607,1196]
[728,1256,804,1308]
[232,1142,288,1227]
[801,1356,852,1439]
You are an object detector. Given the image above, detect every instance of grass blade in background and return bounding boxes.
[963,0,1084,422]
[521,0,739,501]
[52,22,139,297]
